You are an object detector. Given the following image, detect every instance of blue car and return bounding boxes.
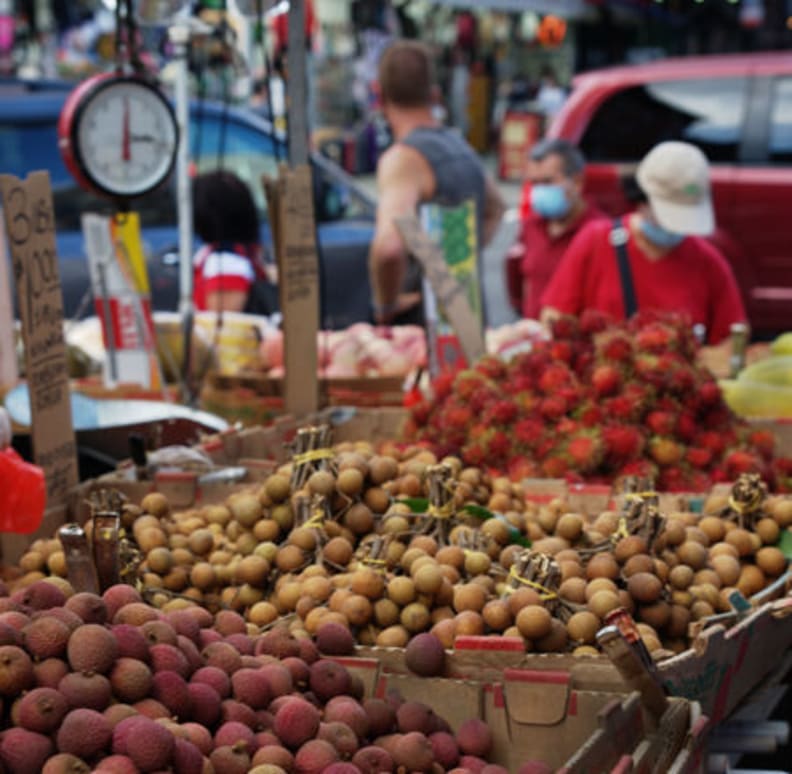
[0,78,377,329]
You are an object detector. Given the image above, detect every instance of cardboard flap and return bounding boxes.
[503,669,570,725]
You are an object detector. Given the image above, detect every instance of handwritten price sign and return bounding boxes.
[0,172,78,506]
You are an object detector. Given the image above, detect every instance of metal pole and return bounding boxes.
[287,0,308,167]
[168,21,195,397]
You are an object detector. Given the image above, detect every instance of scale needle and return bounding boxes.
[122,96,131,162]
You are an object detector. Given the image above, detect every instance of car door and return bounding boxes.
[730,73,792,336]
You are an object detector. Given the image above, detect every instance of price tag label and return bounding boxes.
[0,172,78,505]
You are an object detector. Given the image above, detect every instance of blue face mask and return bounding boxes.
[530,184,571,220]
[639,218,685,249]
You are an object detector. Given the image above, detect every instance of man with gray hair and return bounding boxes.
[506,138,604,319]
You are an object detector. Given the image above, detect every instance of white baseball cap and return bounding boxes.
[636,141,714,236]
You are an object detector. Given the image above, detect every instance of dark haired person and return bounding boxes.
[368,39,505,325]
[192,170,277,315]
[540,141,746,345]
[507,138,604,320]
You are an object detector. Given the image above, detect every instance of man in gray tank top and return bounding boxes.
[369,40,505,326]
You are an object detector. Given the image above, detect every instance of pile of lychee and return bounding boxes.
[0,578,539,773]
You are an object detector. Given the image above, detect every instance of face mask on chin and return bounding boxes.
[639,217,685,250]
[530,183,572,220]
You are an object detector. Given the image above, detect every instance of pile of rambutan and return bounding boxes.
[406,310,792,492]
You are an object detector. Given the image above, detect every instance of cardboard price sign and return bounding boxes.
[0,215,17,388]
[0,172,78,505]
[395,214,486,366]
[264,164,319,416]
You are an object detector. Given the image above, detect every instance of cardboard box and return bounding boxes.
[199,371,406,427]
[559,692,709,774]
[333,641,707,771]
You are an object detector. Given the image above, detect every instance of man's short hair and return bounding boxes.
[378,40,435,108]
[530,138,586,177]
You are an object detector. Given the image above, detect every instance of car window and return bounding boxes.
[769,77,792,164]
[579,78,748,163]
[191,114,281,216]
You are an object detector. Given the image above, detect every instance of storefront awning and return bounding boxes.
[428,0,591,19]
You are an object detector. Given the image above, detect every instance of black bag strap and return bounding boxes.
[609,217,637,318]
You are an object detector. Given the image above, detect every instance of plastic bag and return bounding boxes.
[0,447,46,534]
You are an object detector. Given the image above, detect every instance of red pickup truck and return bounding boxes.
[542,51,792,338]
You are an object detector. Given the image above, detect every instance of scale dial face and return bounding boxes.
[59,75,179,200]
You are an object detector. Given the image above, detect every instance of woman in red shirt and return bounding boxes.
[540,141,747,345]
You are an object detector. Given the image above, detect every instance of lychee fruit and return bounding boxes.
[112,624,149,662]
[186,681,221,727]
[404,632,446,677]
[141,619,178,646]
[322,764,361,774]
[460,755,489,773]
[214,720,256,751]
[164,610,201,643]
[316,621,355,656]
[22,617,70,660]
[280,656,310,689]
[259,662,293,697]
[202,641,242,675]
[103,703,137,729]
[251,744,295,771]
[13,580,66,611]
[32,606,82,632]
[319,720,360,758]
[0,727,54,774]
[214,609,247,636]
[56,708,112,760]
[225,633,254,655]
[109,657,153,703]
[221,698,258,728]
[393,731,434,773]
[17,686,69,733]
[149,642,190,678]
[273,696,321,749]
[102,585,142,621]
[41,752,90,774]
[456,718,493,758]
[88,754,137,774]
[34,657,69,689]
[177,635,203,673]
[352,745,394,774]
[132,697,170,719]
[126,716,175,772]
[0,644,33,695]
[172,738,204,774]
[67,624,118,674]
[231,667,271,709]
[181,722,214,756]
[151,670,192,719]
[308,659,351,702]
[58,671,112,711]
[65,592,108,624]
[210,744,251,774]
[396,701,436,734]
[191,664,231,698]
[0,621,21,646]
[324,696,369,741]
[294,739,339,774]
[112,601,158,627]
[430,731,460,769]
[362,698,396,737]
